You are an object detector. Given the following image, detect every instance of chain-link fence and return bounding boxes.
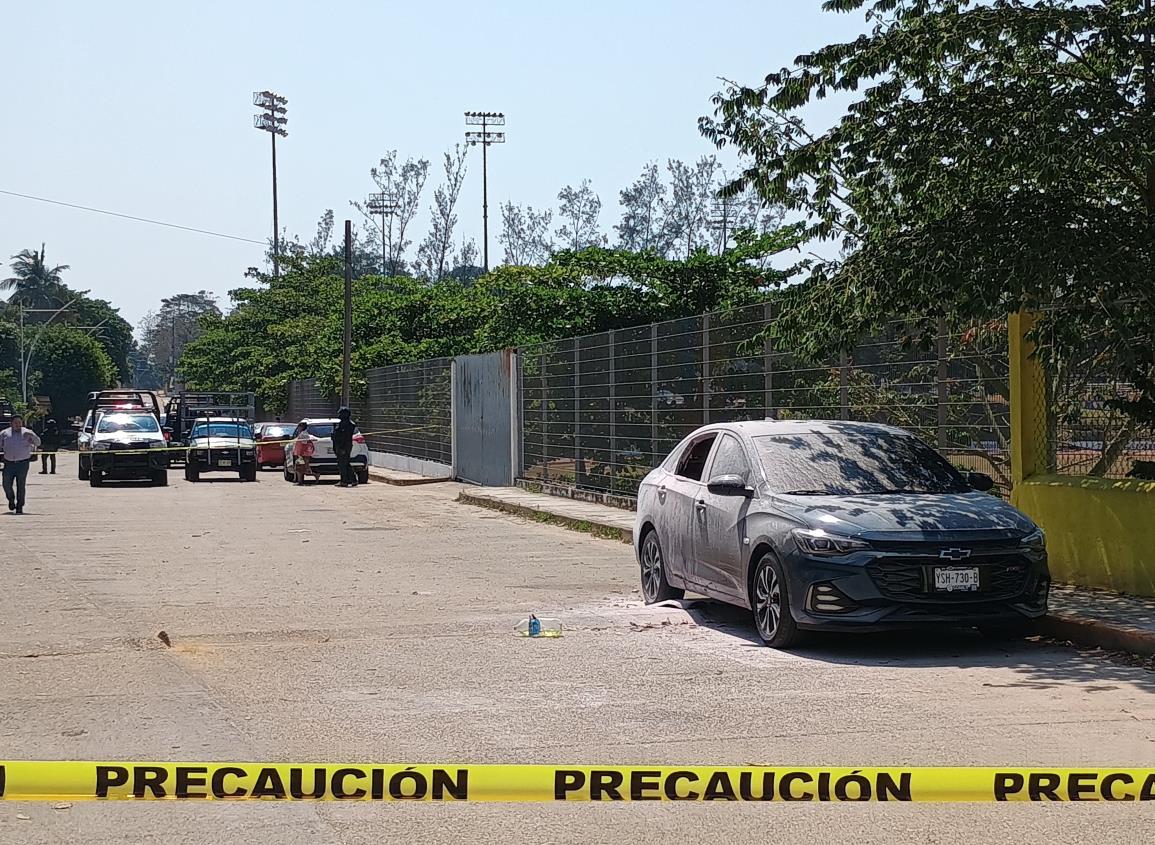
[520,303,1013,498]
[286,379,340,422]
[1039,345,1155,480]
[286,362,452,466]
[358,358,452,465]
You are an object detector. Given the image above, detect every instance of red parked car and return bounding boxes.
[253,422,295,469]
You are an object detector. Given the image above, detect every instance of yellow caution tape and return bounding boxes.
[20,425,442,458]
[1,763,1153,802]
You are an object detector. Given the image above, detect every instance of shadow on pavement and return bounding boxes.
[676,598,1155,693]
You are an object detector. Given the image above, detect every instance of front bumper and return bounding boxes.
[784,550,1050,632]
[189,448,257,471]
[89,449,169,476]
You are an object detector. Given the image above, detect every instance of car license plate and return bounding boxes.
[934,566,980,592]
[218,459,233,467]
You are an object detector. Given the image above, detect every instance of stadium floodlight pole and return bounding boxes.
[366,192,398,276]
[708,196,735,256]
[464,111,506,273]
[253,91,288,278]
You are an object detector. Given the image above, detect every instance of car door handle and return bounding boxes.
[695,499,707,510]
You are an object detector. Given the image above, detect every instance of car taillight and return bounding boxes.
[353,434,365,444]
[163,431,171,441]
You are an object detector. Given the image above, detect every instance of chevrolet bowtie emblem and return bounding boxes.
[939,548,972,561]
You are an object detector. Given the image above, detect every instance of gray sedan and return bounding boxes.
[634,420,1049,648]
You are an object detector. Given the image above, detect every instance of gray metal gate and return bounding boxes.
[452,350,517,486]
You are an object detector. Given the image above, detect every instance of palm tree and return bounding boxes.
[2,244,71,309]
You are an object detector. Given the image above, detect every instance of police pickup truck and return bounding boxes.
[184,417,258,482]
[79,390,169,485]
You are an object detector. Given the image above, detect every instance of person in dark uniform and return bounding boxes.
[332,407,358,488]
[38,418,61,474]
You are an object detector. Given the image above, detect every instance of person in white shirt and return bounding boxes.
[0,415,41,515]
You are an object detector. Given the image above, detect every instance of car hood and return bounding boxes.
[770,491,1034,539]
[92,433,165,445]
[190,437,255,449]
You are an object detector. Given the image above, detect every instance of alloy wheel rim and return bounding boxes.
[641,536,662,600]
[754,561,781,639]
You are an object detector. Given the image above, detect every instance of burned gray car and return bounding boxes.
[634,420,1049,648]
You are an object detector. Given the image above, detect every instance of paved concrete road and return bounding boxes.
[2,456,1154,843]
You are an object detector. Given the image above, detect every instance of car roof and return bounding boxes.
[702,419,911,439]
[299,418,339,424]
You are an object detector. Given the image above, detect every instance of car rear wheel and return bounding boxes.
[78,457,90,481]
[151,469,168,486]
[639,530,684,604]
[184,465,200,483]
[89,470,103,488]
[241,465,257,482]
[356,467,369,485]
[751,553,803,648]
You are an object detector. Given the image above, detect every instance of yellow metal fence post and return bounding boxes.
[1008,311,1046,496]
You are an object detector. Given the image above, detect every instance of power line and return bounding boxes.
[0,188,266,246]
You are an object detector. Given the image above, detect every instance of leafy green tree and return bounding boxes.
[28,327,116,418]
[556,180,606,250]
[179,228,804,412]
[138,291,222,386]
[72,296,134,382]
[2,244,70,309]
[499,202,554,266]
[700,0,1155,430]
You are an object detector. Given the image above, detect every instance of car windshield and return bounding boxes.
[190,423,253,439]
[306,423,335,437]
[752,428,969,495]
[261,425,294,439]
[97,413,160,434]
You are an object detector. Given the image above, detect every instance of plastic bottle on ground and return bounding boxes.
[515,614,562,638]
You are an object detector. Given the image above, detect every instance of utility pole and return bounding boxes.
[18,300,77,404]
[342,219,353,407]
[253,91,288,278]
[464,111,506,273]
[366,192,398,277]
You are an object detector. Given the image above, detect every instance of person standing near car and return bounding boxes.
[38,418,61,474]
[332,407,357,488]
[1,415,41,514]
[292,423,315,486]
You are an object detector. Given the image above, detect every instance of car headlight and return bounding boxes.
[792,528,869,556]
[1021,527,1046,551]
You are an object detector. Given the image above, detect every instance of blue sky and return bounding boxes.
[0,1,867,327]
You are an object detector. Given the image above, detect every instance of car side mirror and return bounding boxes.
[707,474,754,498]
[967,471,995,492]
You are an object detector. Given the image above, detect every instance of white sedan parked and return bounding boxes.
[282,418,370,484]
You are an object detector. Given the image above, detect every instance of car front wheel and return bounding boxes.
[639,530,684,604]
[751,552,803,648]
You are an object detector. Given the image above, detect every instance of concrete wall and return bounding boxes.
[1009,312,1155,596]
[369,450,451,479]
[1013,476,1155,595]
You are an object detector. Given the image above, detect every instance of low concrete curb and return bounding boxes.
[367,467,450,486]
[1037,613,1155,656]
[457,490,633,544]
